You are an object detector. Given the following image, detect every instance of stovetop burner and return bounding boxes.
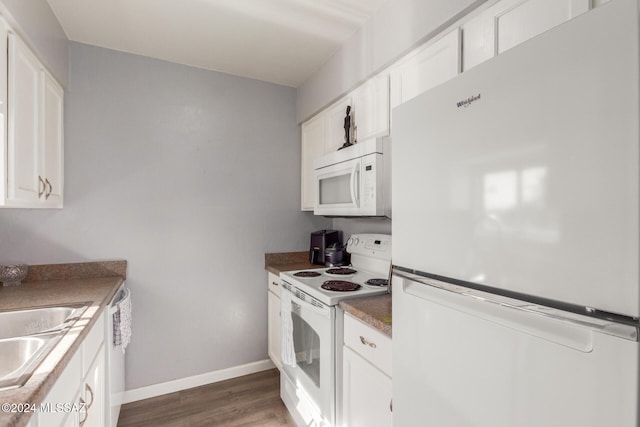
[294,271,322,278]
[365,278,389,287]
[325,267,357,276]
[321,280,361,292]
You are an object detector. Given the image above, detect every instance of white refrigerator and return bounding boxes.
[391,0,640,425]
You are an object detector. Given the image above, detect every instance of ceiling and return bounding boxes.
[47,0,388,88]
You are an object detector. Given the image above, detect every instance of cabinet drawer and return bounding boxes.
[268,272,281,298]
[82,314,104,377]
[344,313,392,377]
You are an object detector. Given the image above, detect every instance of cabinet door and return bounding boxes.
[342,346,392,427]
[38,350,82,427]
[324,97,352,153]
[462,0,591,71]
[300,114,325,211]
[41,72,64,207]
[81,349,105,427]
[7,33,41,203]
[0,19,7,203]
[352,74,389,141]
[390,29,460,111]
[267,290,282,370]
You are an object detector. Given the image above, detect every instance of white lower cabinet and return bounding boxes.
[341,313,392,427]
[342,347,392,427]
[267,272,282,370]
[37,348,82,427]
[36,315,105,427]
[80,350,104,427]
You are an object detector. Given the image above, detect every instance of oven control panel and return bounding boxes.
[347,233,391,258]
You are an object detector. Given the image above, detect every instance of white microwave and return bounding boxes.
[313,137,391,217]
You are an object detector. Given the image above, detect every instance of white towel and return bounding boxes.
[280,290,296,366]
[114,288,132,354]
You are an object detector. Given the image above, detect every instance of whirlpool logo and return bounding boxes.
[456,93,481,108]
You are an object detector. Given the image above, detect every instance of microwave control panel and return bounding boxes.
[361,153,382,212]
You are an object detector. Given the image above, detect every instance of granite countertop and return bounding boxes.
[340,294,392,337]
[0,261,126,427]
[265,251,392,337]
[265,251,318,275]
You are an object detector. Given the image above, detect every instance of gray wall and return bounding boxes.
[297,0,489,122]
[0,42,331,390]
[333,218,391,239]
[0,0,68,87]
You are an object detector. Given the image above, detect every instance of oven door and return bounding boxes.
[314,157,361,216]
[281,286,335,425]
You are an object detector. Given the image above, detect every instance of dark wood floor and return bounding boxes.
[117,369,297,427]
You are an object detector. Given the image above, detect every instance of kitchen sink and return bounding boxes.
[0,303,89,390]
[0,336,59,390]
[0,337,45,377]
[0,304,88,339]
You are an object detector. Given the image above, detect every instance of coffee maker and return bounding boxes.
[309,230,340,265]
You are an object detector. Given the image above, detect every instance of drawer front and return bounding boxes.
[344,313,392,377]
[268,272,281,298]
[82,314,105,377]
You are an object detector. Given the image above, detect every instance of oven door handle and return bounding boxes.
[286,288,330,319]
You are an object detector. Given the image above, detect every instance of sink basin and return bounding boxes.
[0,303,89,390]
[0,304,87,339]
[0,337,45,377]
[0,336,55,390]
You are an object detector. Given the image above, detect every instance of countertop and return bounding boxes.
[265,252,392,337]
[0,261,126,427]
[339,294,392,337]
[265,251,318,275]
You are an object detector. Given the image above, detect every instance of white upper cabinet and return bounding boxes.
[324,97,352,153]
[7,33,40,203]
[300,0,602,212]
[4,32,64,208]
[300,72,390,211]
[41,72,64,207]
[462,0,591,71]
[352,74,389,141]
[301,113,325,211]
[390,29,461,110]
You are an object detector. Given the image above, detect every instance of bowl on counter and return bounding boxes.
[0,264,28,287]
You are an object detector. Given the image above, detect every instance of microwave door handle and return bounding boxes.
[350,162,360,207]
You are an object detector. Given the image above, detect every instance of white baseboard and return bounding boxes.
[122,359,276,404]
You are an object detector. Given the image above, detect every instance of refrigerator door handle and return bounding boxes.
[394,270,639,343]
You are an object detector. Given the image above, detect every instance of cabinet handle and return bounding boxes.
[78,396,88,427]
[38,176,45,198]
[85,383,94,408]
[390,398,393,412]
[359,335,377,348]
[45,178,52,199]
[272,281,279,287]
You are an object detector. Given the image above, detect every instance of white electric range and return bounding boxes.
[279,233,391,427]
